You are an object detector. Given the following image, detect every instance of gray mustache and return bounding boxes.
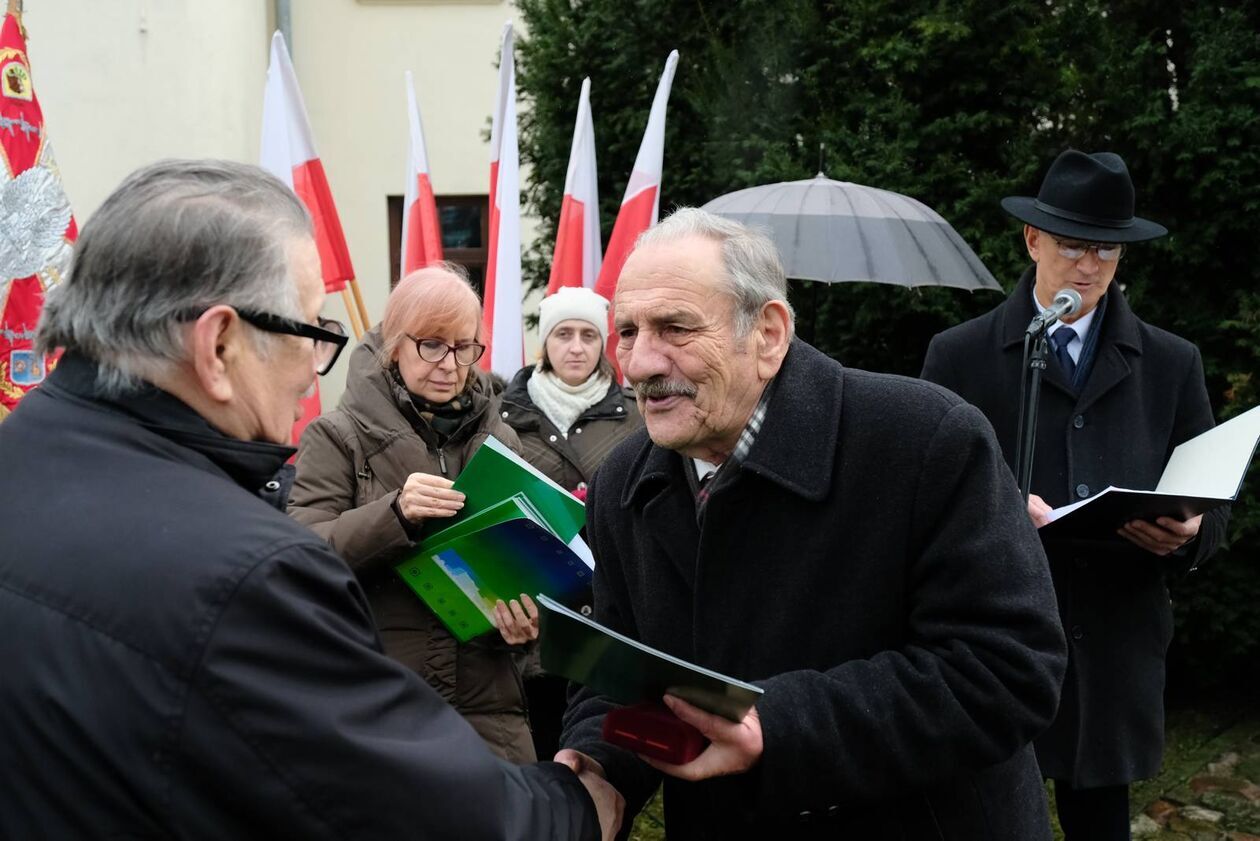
[635,378,698,400]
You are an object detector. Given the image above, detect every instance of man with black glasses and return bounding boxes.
[0,160,620,840]
[922,149,1228,840]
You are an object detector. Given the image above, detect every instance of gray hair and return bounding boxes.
[634,207,795,337]
[36,159,314,395]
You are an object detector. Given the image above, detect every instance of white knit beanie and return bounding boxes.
[538,286,610,345]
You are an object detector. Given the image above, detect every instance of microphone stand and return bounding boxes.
[1013,326,1050,503]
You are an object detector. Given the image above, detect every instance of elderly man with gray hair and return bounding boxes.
[0,159,620,840]
[556,207,1067,840]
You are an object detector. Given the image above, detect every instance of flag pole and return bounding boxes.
[348,277,370,332]
[340,287,364,339]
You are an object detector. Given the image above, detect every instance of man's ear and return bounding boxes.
[755,300,793,380]
[1024,225,1041,262]
[187,306,241,404]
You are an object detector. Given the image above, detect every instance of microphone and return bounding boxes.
[1026,289,1082,335]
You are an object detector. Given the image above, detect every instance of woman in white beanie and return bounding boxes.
[500,286,642,500]
[499,285,642,759]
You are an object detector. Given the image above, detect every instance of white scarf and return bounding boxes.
[527,366,611,438]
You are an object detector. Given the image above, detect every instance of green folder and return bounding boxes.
[536,594,763,722]
[395,437,592,642]
[442,435,585,543]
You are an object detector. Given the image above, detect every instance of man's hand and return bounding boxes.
[1027,493,1053,528]
[492,593,539,645]
[555,750,623,841]
[1119,513,1202,556]
[639,696,763,781]
[397,472,464,522]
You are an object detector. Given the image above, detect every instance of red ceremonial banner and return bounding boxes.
[0,11,76,419]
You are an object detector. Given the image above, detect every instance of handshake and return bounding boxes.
[554,696,765,840]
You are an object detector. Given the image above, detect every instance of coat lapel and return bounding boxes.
[999,267,1093,400]
[621,441,701,591]
[1074,286,1142,415]
[740,341,841,502]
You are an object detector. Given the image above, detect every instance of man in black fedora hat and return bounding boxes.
[921,149,1229,839]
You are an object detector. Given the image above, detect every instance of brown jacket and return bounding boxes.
[289,328,535,763]
[499,366,643,494]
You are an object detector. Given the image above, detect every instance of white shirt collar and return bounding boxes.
[1033,287,1097,362]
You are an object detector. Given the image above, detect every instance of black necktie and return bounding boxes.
[1049,326,1077,380]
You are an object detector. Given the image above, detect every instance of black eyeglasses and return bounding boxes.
[236,310,349,375]
[1046,234,1125,262]
[405,335,486,367]
[178,307,349,375]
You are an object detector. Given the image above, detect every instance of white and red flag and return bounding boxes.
[261,30,356,443]
[0,9,76,420]
[480,22,524,377]
[261,31,355,297]
[546,77,601,294]
[401,70,442,276]
[593,50,679,370]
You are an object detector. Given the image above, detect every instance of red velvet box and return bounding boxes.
[602,702,708,765]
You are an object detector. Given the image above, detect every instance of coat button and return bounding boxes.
[502,411,509,418]
[264,480,281,492]
[1073,414,1085,429]
[575,427,583,434]
[1076,483,1090,499]
[549,434,558,443]
[616,406,624,413]
[1071,625,1084,640]
[1074,557,1089,570]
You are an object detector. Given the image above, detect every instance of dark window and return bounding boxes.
[387,194,489,295]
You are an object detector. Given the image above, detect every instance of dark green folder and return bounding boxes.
[536,594,763,722]
[442,435,585,543]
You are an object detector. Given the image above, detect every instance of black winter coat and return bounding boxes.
[921,268,1228,787]
[562,340,1068,840]
[0,355,597,840]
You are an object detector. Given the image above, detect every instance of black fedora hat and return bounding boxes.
[1001,150,1167,243]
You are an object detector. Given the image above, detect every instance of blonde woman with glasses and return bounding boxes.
[290,264,540,763]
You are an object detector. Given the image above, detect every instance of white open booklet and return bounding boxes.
[1040,404,1260,541]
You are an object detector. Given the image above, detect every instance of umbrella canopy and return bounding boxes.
[701,175,1001,291]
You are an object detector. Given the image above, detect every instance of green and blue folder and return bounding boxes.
[395,436,594,642]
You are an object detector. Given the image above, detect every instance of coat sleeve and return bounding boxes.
[747,402,1067,811]
[559,462,663,822]
[1170,344,1230,571]
[177,539,599,841]
[287,415,414,572]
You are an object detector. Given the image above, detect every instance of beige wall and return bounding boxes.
[19,0,541,409]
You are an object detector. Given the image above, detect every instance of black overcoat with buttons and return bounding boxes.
[921,267,1228,787]
[562,340,1068,840]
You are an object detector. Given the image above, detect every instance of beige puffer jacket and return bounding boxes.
[289,328,534,763]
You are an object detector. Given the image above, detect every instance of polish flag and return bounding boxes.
[546,77,601,294]
[594,51,679,370]
[260,31,354,295]
[261,31,354,445]
[401,70,442,275]
[480,22,524,377]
